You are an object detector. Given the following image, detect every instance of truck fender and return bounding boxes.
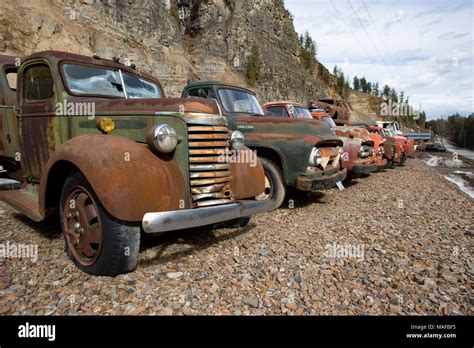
[228,147,265,199]
[39,134,186,222]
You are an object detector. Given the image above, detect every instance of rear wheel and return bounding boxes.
[60,170,140,276]
[255,157,286,209]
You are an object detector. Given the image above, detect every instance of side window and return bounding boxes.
[187,88,215,99]
[266,106,289,117]
[24,65,54,101]
[5,68,17,90]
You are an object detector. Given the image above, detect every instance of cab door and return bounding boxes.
[0,65,19,159]
[18,62,58,182]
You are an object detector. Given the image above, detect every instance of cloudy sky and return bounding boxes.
[285,0,473,119]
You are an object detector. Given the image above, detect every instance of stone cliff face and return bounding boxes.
[347,91,381,121]
[0,0,377,119]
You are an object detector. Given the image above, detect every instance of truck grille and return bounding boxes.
[187,117,235,208]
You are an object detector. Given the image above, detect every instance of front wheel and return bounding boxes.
[60,170,140,276]
[255,157,286,209]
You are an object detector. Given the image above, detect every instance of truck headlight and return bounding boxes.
[308,147,321,166]
[359,145,373,158]
[230,131,245,151]
[377,146,384,156]
[148,124,178,153]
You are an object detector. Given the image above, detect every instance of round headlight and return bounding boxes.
[309,147,322,166]
[359,145,373,158]
[230,131,245,151]
[148,124,178,153]
[377,146,384,156]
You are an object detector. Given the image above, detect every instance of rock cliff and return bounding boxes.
[0,0,378,119]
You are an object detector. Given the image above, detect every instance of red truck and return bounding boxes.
[263,101,377,180]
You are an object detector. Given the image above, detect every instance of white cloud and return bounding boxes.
[285,0,473,119]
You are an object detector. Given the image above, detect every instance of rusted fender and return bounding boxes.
[338,136,362,171]
[228,147,265,199]
[39,134,186,222]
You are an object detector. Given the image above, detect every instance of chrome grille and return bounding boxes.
[187,117,235,207]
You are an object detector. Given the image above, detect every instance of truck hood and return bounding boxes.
[73,97,221,116]
[230,114,339,139]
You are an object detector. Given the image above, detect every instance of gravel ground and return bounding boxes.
[0,158,472,315]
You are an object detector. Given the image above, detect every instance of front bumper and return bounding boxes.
[351,161,378,176]
[375,158,388,171]
[142,199,274,233]
[296,168,347,191]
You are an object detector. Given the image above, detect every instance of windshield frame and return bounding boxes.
[322,116,337,128]
[60,61,163,99]
[290,105,313,119]
[217,87,264,115]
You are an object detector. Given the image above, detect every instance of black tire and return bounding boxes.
[255,157,286,209]
[60,170,140,276]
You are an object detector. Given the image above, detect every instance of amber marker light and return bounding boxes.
[96,117,115,134]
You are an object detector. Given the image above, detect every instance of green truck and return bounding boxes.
[0,52,274,276]
[182,81,347,208]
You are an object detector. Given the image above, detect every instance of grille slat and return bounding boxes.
[187,120,235,207]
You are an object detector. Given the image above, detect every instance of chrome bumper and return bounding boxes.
[142,199,275,233]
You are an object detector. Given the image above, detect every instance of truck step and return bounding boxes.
[0,189,43,221]
[0,178,22,190]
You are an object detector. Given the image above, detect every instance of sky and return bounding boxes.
[285,0,473,119]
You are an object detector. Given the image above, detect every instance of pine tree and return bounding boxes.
[247,43,262,86]
[382,85,391,101]
[374,82,379,97]
[353,76,360,91]
[360,77,367,93]
[390,88,398,103]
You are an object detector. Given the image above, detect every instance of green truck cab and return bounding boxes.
[0,52,273,276]
[182,81,347,208]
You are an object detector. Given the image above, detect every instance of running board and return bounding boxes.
[0,189,43,221]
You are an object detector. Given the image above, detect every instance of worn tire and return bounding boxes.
[255,157,286,209]
[60,170,140,276]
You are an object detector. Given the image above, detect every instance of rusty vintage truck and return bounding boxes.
[0,51,274,276]
[181,81,347,209]
[310,98,349,120]
[332,119,393,171]
[353,120,414,159]
[308,106,378,179]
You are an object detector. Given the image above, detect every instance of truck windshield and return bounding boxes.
[322,116,337,128]
[217,88,264,115]
[290,106,313,119]
[62,64,162,99]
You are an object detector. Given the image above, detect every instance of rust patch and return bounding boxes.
[39,134,186,222]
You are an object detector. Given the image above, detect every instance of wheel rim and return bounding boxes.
[63,186,103,266]
[255,172,273,201]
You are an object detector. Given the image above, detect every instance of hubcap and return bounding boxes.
[255,173,273,201]
[63,187,103,266]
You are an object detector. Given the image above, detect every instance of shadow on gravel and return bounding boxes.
[280,189,327,209]
[11,212,61,240]
[138,222,255,266]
